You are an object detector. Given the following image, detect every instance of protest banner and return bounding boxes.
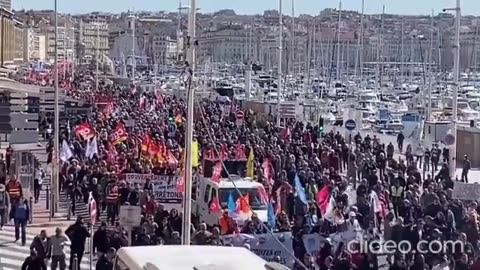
[220,232,294,268]
[302,234,327,256]
[124,173,183,209]
[453,182,480,201]
[303,231,361,257]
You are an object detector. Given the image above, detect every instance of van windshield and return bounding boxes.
[218,188,267,210]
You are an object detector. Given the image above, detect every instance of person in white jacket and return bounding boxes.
[34,168,45,203]
[431,256,450,270]
[414,144,425,168]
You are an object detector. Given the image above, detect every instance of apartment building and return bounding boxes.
[77,19,109,61]
[0,8,24,65]
[197,25,259,64]
[0,0,10,10]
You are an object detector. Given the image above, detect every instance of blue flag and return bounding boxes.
[227,192,236,216]
[295,174,308,205]
[267,202,276,229]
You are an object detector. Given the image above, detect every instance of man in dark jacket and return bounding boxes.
[93,222,110,257]
[29,230,50,262]
[65,217,91,270]
[96,247,115,270]
[22,250,47,270]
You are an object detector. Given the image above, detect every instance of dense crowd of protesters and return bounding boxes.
[11,67,480,270]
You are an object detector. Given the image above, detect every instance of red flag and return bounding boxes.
[141,133,152,152]
[75,123,95,140]
[139,95,146,110]
[275,187,283,214]
[235,144,246,159]
[236,194,250,214]
[258,186,269,205]
[209,196,222,213]
[110,123,128,145]
[212,162,222,183]
[219,144,228,160]
[317,185,331,215]
[176,167,185,192]
[166,150,179,168]
[262,158,273,185]
[282,127,291,140]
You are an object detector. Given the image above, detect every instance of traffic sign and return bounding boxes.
[235,110,244,126]
[119,205,142,227]
[235,110,244,120]
[345,119,356,131]
[168,123,177,133]
[444,133,455,146]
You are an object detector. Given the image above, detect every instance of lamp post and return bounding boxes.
[181,0,196,246]
[52,0,60,216]
[95,21,100,92]
[443,0,461,179]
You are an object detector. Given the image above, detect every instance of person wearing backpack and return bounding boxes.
[0,183,10,229]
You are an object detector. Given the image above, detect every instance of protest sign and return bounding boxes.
[302,234,327,256]
[220,232,294,268]
[453,182,480,201]
[124,173,183,209]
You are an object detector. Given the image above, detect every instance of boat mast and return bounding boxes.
[427,10,434,121]
[354,0,364,85]
[400,18,405,88]
[336,0,342,81]
[277,0,283,127]
[375,6,385,94]
[290,0,295,76]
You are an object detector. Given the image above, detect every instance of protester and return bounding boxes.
[65,217,91,270]
[17,68,479,270]
[29,230,50,266]
[49,227,70,270]
[21,250,47,270]
[34,168,45,203]
[14,196,30,245]
[0,183,10,229]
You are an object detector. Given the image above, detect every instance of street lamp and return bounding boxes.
[443,0,461,179]
[52,0,60,216]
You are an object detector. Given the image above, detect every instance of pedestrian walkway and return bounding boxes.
[0,228,91,270]
[29,176,76,236]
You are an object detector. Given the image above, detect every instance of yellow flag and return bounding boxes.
[192,141,199,168]
[246,148,254,178]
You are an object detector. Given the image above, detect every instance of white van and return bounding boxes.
[192,175,268,226]
[114,245,290,270]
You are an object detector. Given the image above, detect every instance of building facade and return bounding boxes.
[77,19,109,61]
[0,8,25,65]
[197,25,258,64]
[0,0,10,11]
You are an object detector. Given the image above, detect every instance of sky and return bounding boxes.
[12,0,477,16]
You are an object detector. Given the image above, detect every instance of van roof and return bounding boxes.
[116,245,268,270]
[206,178,262,189]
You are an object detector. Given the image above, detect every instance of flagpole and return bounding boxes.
[52,0,60,216]
[89,222,93,270]
[182,0,196,246]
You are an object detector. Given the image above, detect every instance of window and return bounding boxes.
[210,188,217,203]
[203,184,211,203]
[218,188,267,210]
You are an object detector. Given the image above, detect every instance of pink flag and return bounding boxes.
[317,185,331,215]
[262,158,273,185]
[212,162,223,183]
